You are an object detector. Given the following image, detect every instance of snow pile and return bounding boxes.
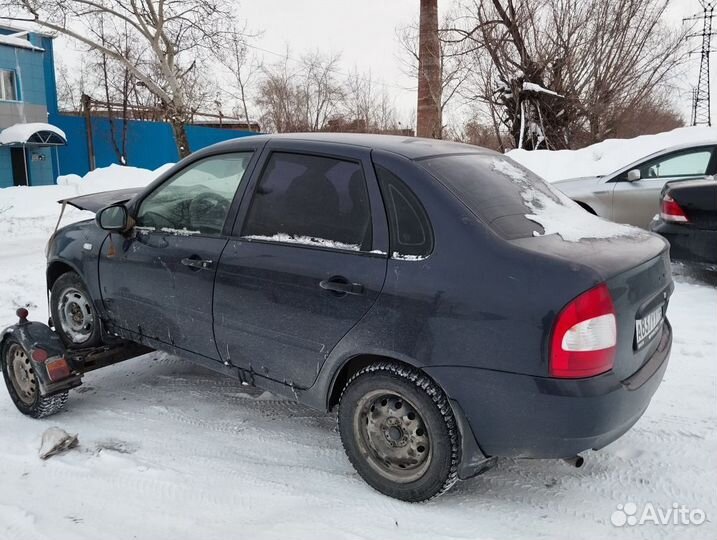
[507,126,717,182]
[0,32,43,52]
[493,158,641,241]
[0,163,172,237]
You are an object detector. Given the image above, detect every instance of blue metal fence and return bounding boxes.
[50,113,258,178]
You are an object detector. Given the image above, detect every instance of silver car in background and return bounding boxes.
[553,143,716,228]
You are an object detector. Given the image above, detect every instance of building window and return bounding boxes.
[0,70,18,101]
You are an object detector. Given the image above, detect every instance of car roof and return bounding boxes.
[203,132,500,160]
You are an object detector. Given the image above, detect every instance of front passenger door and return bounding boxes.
[611,146,715,227]
[99,152,254,359]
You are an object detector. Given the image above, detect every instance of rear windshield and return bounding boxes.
[419,153,570,240]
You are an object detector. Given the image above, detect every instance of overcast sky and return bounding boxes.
[40,0,713,125]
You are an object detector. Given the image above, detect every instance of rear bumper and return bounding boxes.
[650,220,717,265]
[425,319,672,459]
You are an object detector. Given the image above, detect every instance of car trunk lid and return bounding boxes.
[511,233,673,380]
[666,178,717,230]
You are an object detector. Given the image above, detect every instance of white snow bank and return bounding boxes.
[507,126,717,182]
[0,163,172,236]
[0,122,66,145]
[493,158,640,241]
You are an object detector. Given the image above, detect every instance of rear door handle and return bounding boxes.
[319,277,364,296]
[181,256,213,270]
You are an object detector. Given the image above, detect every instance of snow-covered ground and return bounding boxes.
[508,126,717,182]
[0,157,716,539]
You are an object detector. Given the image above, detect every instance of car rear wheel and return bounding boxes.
[51,272,102,348]
[338,361,460,502]
[1,338,68,418]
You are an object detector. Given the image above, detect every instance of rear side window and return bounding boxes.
[375,165,433,258]
[242,152,373,251]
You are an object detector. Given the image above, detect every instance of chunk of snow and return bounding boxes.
[0,32,44,52]
[391,252,427,261]
[38,427,79,460]
[508,126,717,182]
[0,123,66,145]
[491,158,640,242]
[522,82,563,98]
[159,227,200,236]
[244,234,361,252]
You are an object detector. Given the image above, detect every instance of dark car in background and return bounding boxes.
[3,134,673,502]
[650,177,717,265]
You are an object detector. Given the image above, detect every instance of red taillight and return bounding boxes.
[660,194,689,223]
[31,348,48,362]
[550,283,617,378]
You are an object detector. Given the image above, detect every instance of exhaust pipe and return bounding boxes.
[563,455,585,468]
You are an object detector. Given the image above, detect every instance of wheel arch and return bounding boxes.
[46,259,81,290]
[326,353,426,411]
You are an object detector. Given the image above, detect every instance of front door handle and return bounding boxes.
[319,277,364,296]
[181,256,213,270]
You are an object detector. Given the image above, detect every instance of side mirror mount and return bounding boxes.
[96,204,129,232]
[626,169,641,182]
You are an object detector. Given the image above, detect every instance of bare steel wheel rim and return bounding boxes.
[353,389,432,483]
[58,287,94,344]
[7,344,37,405]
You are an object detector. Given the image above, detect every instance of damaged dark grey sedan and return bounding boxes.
[3,134,673,502]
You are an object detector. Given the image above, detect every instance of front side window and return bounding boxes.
[136,152,252,235]
[242,152,372,251]
[0,70,17,101]
[637,148,713,179]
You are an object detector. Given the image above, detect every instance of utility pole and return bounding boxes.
[686,1,716,126]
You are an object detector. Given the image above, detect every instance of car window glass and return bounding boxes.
[242,152,372,251]
[639,149,712,179]
[375,165,433,258]
[137,153,252,235]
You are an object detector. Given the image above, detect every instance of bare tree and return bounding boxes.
[300,51,344,132]
[5,0,240,157]
[416,0,442,138]
[256,51,344,133]
[255,51,307,133]
[343,69,401,133]
[450,0,689,149]
[216,31,261,129]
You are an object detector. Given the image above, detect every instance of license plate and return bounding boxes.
[635,305,664,350]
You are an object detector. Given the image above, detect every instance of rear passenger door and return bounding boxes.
[213,143,388,388]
